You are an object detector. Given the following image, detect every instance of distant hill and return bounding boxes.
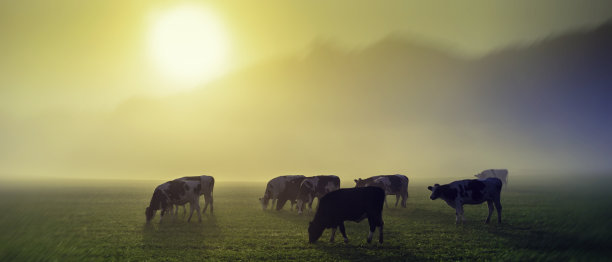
[9,22,611,179]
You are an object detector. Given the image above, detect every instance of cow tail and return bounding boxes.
[209,177,215,193]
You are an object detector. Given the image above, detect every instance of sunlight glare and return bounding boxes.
[149,4,229,88]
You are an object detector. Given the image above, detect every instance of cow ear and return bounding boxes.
[427,186,433,191]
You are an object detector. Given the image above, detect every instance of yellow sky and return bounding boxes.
[1,0,611,180]
[2,1,612,113]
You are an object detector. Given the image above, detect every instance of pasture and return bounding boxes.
[0,176,611,261]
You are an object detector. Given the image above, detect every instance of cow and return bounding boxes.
[297,175,340,214]
[427,178,503,224]
[178,175,215,214]
[475,169,508,186]
[308,187,385,244]
[259,175,306,211]
[145,179,202,223]
[354,174,409,208]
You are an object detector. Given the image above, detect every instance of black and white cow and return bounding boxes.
[354,174,409,208]
[428,178,503,224]
[475,169,508,186]
[260,175,306,211]
[145,179,202,223]
[297,175,340,214]
[308,187,385,244]
[178,175,215,214]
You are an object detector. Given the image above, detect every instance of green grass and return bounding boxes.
[0,178,611,261]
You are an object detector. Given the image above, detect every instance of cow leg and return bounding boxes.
[182,205,187,217]
[209,194,214,214]
[384,196,388,208]
[308,199,313,214]
[159,209,166,223]
[459,205,466,224]
[187,202,195,222]
[330,227,337,242]
[402,192,408,208]
[339,222,348,243]
[367,223,376,243]
[455,204,465,224]
[378,222,384,244]
[455,210,459,224]
[195,200,202,222]
[485,200,494,224]
[395,195,400,208]
[494,199,502,224]
[189,200,202,222]
[202,195,209,214]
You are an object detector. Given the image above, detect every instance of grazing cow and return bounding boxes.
[354,174,409,208]
[475,169,508,186]
[260,175,306,211]
[145,179,202,223]
[178,175,215,213]
[297,175,340,214]
[308,187,385,244]
[427,178,503,224]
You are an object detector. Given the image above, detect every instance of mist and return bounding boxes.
[1,22,611,182]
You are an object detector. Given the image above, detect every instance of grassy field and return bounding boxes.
[0,176,611,261]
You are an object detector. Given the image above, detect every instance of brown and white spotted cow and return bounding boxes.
[297,175,340,214]
[177,175,215,214]
[260,175,306,211]
[145,179,202,223]
[475,169,508,186]
[354,174,409,208]
[428,178,503,224]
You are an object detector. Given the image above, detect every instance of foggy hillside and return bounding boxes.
[3,22,612,180]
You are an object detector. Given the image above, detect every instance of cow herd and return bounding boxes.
[145,170,508,244]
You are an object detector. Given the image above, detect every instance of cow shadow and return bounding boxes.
[306,222,420,261]
[141,214,221,250]
[265,206,421,261]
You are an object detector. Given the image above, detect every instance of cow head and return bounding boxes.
[308,221,324,243]
[259,197,269,211]
[145,206,155,222]
[427,184,441,200]
[354,178,366,187]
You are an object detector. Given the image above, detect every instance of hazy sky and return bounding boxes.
[1,1,611,180]
[1,0,612,113]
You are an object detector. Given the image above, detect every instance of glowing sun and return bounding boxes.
[148,5,229,87]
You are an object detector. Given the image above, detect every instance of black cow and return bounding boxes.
[428,178,503,224]
[308,187,385,244]
[145,179,202,223]
[297,175,340,214]
[354,174,409,208]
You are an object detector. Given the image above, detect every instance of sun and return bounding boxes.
[148,4,229,87]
